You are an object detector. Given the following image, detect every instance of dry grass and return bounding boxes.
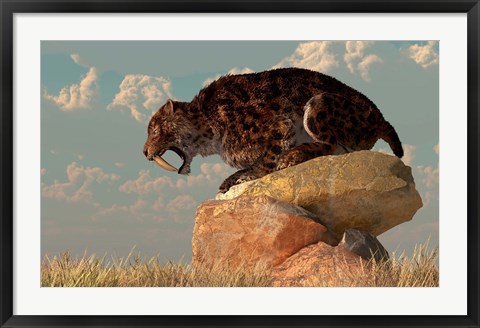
[41,241,438,287]
[308,242,439,287]
[41,249,272,287]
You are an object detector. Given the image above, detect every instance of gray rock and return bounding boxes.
[341,229,389,262]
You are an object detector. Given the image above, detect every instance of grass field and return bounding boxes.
[41,241,439,287]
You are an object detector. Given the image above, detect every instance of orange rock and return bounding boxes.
[270,241,367,287]
[270,229,388,287]
[192,195,335,270]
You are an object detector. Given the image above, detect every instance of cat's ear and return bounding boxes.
[163,99,174,115]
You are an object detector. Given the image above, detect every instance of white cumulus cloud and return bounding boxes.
[414,145,439,207]
[118,170,175,195]
[273,41,340,73]
[184,163,234,188]
[107,74,173,123]
[417,165,439,189]
[401,144,416,166]
[120,163,234,196]
[202,67,255,87]
[44,67,98,111]
[70,53,82,65]
[344,41,383,81]
[69,53,91,67]
[408,41,439,68]
[42,162,119,204]
[91,199,155,222]
[166,195,196,214]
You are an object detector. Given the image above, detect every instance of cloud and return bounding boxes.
[357,54,383,81]
[415,145,439,207]
[44,67,98,111]
[151,196,165,211]
[416,165,439,189]
[401,144,416,166]
[422,190,433,208]
[114,162,126,168]
[91,199,159,222]
[183,163,234,188]
[101,163,234,223]
[202,67,255,87]
[94,194,197,224]
[227,67,255,75]
[344,41,383,81]
[166,195,196,214]
[273,41,340,73]
[413,145,439,208]
[74,153,85,160]
[120,163,234,196]
[274,41,382,81]
[94,189,197,224]
[118,170,175,195]
[408,41,439,68]
[344,41,373,72]
[70,53,81,65]
[41,168,47,176]
[107,74,173,123]
[42,162,119,204]
[417,144,439,189]
[70,53,91,68]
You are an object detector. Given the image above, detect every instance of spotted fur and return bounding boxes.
[143,68,403,192]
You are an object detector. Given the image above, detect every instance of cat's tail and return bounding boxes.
[381,121,404,158]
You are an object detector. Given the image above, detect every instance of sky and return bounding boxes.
[41,41,439,262]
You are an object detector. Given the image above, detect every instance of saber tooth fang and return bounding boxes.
[153,155,178,172]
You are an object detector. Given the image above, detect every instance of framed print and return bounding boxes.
[1,0,479,327]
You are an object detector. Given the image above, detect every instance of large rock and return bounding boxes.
[270,241,363,287]
[192,195,336,270]
[216,151,422,239]
[341,229,389,263]
[271,229,387,287]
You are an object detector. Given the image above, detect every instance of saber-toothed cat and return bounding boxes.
[143,68,403,192]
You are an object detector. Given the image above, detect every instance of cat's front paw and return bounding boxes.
[218,169,258,193]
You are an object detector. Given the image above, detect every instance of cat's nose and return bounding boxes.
[143,145,151,159]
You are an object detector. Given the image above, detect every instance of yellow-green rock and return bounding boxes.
[216,151,423,239]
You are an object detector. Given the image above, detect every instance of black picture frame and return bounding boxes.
[1,1,479,327]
